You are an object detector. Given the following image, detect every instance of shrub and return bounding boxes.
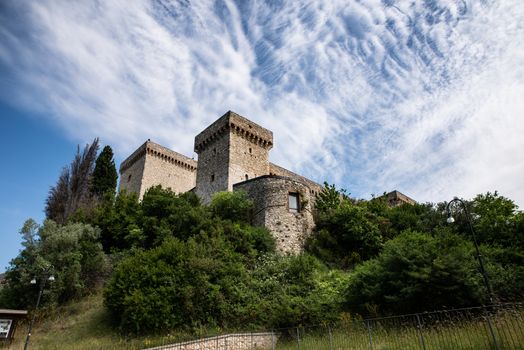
[345,230,483,315]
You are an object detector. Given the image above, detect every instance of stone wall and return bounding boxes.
[194,131,231,203]
[269,163,323,195]
[228,122,271,188]
[119,143,147,196]
[194,111,273,203]
[384,190,417,207]
[119,141,197,199]
[141,142,197,198]
[234,176,316,254]
[146,332,276,350]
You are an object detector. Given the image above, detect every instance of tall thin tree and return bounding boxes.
[45,138,99,223]
[91,145,118,197]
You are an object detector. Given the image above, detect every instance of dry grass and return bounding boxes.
[3,295,523,350]
[4,292,186,350]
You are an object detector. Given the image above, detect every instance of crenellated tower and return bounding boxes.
[119,140,197,199]
[194,111,273,203]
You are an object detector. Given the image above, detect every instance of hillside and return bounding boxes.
[6,291,186,350]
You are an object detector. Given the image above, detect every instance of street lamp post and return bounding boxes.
[445,197,495,303]
[23,271,55,350]
[446,196,499,350]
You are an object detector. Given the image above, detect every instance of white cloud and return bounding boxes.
[1,0,523,207]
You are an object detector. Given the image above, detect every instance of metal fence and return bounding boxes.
[275,303,524,350]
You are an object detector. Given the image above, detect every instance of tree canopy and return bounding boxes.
[91,145,118,197]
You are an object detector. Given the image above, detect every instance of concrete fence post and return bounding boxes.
[366,320,373,350]
[416,314,427,350]
[328,326,334,350]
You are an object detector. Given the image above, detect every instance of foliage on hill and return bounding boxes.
[307,202,382,268]
[4,149,524,338]
[102,188,345,333]
[308,185,524,315]
[0,220,109,308]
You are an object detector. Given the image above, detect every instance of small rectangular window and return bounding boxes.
[289,192,299,213]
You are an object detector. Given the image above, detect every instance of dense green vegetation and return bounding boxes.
[1,139,523,340]
[0,220,108,308]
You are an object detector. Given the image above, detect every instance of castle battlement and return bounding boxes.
[120,140,197,174]
[194,111,273,153]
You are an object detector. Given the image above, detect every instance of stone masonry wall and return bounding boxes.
[146,332,276,350]
[119,141,197,199]
[228,125,271,189]
[269,163,323,195]
[234,176,316,254]
[141,141,197,198]
[195,131,231,203]
[195,111,273,203]
[119,143,147,196]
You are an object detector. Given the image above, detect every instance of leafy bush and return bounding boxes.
[345,229,484,315]
[105,235,259,333]
[1,220,109,308]
[307,202,382,268]
[209,191,254,223]
[250,254,350,328]
[104,236,346,333]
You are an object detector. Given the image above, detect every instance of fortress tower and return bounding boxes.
[194,111,274,203]
[119,140,197,199]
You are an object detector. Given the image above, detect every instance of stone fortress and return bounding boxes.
[119,111,414,253]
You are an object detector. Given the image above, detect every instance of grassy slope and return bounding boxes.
[7,292,165,350]
[5,293,523,350]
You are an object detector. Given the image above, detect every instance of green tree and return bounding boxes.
[314,182,346,214]
[92,190,143,252]
[387,202,443,237]
[91,145,118,197]
[346,229,484,315]
[308,202,382,268]
[250,254,349,328]
[0,220,109,308]
[470,191,523,247]
[140,186,209,246]
[104,236,254,333]
[209,191,254,223]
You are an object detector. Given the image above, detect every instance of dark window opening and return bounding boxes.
[213,148,217,155]
[211,174,215,182]
[245,174,249,180]
[289,192,299,213]
[249,147,252,154]
[127,174,132,182]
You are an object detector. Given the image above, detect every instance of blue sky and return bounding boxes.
[1,0,523,272]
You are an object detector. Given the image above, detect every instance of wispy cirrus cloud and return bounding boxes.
[1,0,523,206]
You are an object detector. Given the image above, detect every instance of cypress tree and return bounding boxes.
[45,138,99,223]
[91,145,118,197]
